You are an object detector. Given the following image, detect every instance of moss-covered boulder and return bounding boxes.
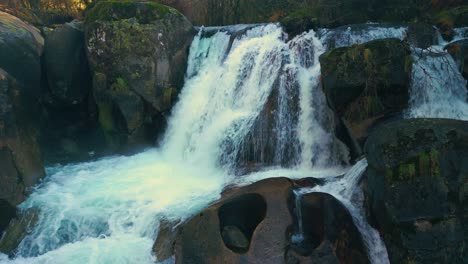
[320,38,412,146]
[446,39,468,90]
[0,69,45,233]
[365,118,468,263]
[84,1,194,151]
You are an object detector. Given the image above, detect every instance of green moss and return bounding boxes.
[405,55,413,74]
[85,0,179,24]
[162,87,175,108]
[399,163,416,181]
[98,102,116,133]
[111,77,129,94]
[98,102,123,149]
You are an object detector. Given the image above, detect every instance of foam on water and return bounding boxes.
[407,46,468,120]
[295,159,390,264]
[5,22,457,264]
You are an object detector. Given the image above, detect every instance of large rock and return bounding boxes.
[155,177,369,263]
[286,192,369,264]
[41,20,102,163]
[365,118,468,263]
[320,38,412,146]
[0,70,45,233]
[0,209,39,255]
[446,39,468,89]
[43,20,91,107]
[85,1,195,151]
[0,11,44,116]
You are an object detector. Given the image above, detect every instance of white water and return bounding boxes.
[318,24,407,49]
[8,22,465,264]
[0,24,349,264]
[407,32,468,120]
[294,159,390,264]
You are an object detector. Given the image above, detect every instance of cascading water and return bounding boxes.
[0,24,348,264]
[318,23,407,49]
[407,45,468,121]
[294,159,389,264]
[2,22,442,264]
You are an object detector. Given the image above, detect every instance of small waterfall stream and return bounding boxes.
[1,21,467,264]
[293,159,389,264]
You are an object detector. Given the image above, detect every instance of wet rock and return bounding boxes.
[446,39,468,89]
[407,23,438,49]
[153,219,180,261]
[0,209,39,255]
[221,225,249,252]
[365,118,468,263]
[165,177,369,264]
[286,192,369,264]
[432,6,468,40]
[0,69,45,233]
[84,1,195,151]
[320,38,412,147]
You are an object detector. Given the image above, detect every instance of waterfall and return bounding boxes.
[318,24,407,49]
[0,23,423,264]
[294,159,390,264]
[406,31,468,121]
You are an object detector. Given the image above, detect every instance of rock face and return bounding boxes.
[286,192,369,264]
[320,38,412,146]
[446,39,468,89]
[43,20,91,107]
[41,20,102,163]
[154,178,369,263]
[0,11,44,117]
[0,209,39,255]
[0,70,45,233]
[365,119,468,263]
[84,1,195,151]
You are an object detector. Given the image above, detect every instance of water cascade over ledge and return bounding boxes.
[1,22,467,264]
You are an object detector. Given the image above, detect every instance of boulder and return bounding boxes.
[40,20,103,163]
[84,1,195,151]
[320,38,412,146]
[365,118,468,263]
[407,23,438,49]
[432,6,468,40]
[43,20,91,107]
[446,39,468,89]
[157,177,369,263]
[286,192,369,264]
[0,69,45,233]
[0,209,39,255]
[0,11,44,117]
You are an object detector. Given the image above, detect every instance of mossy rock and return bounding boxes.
[365,118,468,263]
[85,0,178,25]
[280,8,318,38]
[320,38,411,146]
[85,2,194,152]
[432,6,468,39]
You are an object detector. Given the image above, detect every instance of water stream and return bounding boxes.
[1,23,467,264]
